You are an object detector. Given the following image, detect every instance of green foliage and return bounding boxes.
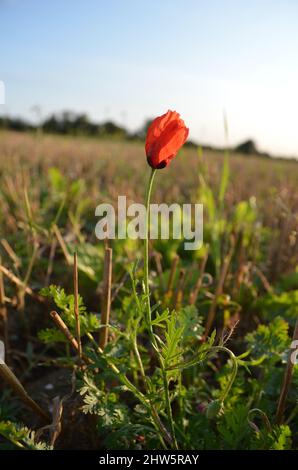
[0,133,298,451]
[256,290,298,325]
[80,375,129,427]
[38,285,100,344]
[251,425,292,450]
[246,316,290,361]
[0,422,52,450]
[78,374,161,449]
[278,270,298,291]
[217,404,250,449]
[219,152,230,210]
[161,313,185,367]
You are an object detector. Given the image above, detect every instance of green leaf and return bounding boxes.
[246,316,290,361]
[0,421,52,450]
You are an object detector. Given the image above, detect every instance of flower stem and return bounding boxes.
[144,168,156,329]
[144,168,178,449]
[212,346,238,402]
[86,332,169,448]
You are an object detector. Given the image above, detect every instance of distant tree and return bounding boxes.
[235,139,258,155]
[43,115,59,133]
[99,121,127,138]
[0,116,33,132]
[43,112,93,135]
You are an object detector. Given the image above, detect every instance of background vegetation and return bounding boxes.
[0,129,297,449]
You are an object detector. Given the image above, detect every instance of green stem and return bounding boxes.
[86,332,168,448]
[144,168,178,450]
[132,331,147,387]
[212,346,238,402]
[144,168,156,331]
[130,274,150,389]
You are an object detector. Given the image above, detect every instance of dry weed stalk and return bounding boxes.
[49,311,90,364]
[252,266,273,294]
[163,255,179,306]
[189,247,209,305]
[45,238,57,286]
[173,268,186,310]
[0,264,45,303]
[0,363,50,423]
[0,238,21,269]
[73,252,82,359]
[154,251,165,291]
[99,247,113,350]
[203,238,235,340]
[52,224,71,265]
[18,240,39,311]
[0,256,8,352]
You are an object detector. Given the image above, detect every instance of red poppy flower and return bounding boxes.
[145,110,189,169]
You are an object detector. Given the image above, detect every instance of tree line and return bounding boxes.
[0,111,267,156]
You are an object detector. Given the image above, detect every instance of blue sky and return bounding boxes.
[1,0,298,156]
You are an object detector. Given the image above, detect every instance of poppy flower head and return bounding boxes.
[145,110,189,169]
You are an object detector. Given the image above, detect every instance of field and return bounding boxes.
[0,130,298,450]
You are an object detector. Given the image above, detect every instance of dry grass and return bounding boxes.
[1,130,297,275]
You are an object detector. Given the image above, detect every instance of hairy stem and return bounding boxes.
[144,168,178,450]
[211,346,238,402]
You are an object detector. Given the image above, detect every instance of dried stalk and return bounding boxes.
[99,247,113,350]
[154,251,165,291]
[0,265,45,303]
[0,257,8,352]
[173,268,186,310]
[166,255,179,295]
[18,241,39,310]
[0,363,50,423]
[203,239,235,340]
[49,311,90,364]
[111,270,129,303]
[45,238,57,286]
[189,247,209,305]
[73,252,82,359]
[52,224,71,265]
[0,239,21,269]
[253,266,273,294]
[163,254,180,307]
